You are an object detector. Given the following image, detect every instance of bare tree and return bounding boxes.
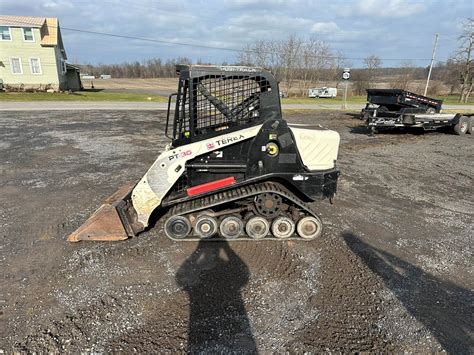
[238,35,336,96]
[350,55,382,95]
[456,18,474,102]
[297,36,333,96]
[266,40,284,79]
[391,61,415,90]
[237,44,254,66]
[279,35,303,93]
[363,55,382,88]
[330,51,350,90]
[437,59,462,95]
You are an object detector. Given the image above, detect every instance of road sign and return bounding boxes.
[342,68,350,109]
[342,68,350,80]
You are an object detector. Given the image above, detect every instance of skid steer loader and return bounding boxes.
[68,65,340,242]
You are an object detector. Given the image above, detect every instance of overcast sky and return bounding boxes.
[1,0,472,67]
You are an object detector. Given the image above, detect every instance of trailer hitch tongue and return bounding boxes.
[67,183,140,242]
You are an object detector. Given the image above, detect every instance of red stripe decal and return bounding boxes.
[187,176,236,196]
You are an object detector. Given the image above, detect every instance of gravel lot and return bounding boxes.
[0,110,473,353]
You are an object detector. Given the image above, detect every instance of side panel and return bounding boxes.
[289,127,340,171]
[131,125,263,227]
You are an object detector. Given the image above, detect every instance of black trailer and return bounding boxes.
[367,111,473,136]
[361,89,443,119]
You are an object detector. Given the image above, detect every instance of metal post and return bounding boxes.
[342,80,348,109]
[424,33,439,96]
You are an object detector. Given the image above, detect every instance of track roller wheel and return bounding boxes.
[271,216,295,239]
[164,216,192,239]
[245,216,270,240]
[296,216,322,239]
[195,215,218,239]
[219,216,244,239]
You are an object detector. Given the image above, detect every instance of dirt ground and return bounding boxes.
[0,110,472,353]
[83,77,177,96]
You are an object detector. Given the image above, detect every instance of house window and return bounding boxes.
[61,59,67,74]
[10,58,23,74]
[29,57,42,74]
[22,27,34,42]
[0,26,11,41]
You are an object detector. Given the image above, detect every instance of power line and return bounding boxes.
[60,26,437,62]
[61,27,456,61]
[2,17,454,63]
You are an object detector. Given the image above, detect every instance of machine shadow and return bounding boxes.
[343,232,474,354]
[176,240,257,353]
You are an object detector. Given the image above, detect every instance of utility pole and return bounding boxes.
[424,33,439,96]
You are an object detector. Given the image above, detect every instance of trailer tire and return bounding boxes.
[467,117,473,135]
[454,116,469,135]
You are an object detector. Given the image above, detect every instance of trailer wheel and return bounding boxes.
[454,116,469,135]
[467,117,473,135]
[369,126,377,137]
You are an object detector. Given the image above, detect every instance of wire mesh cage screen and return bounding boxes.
[175,74,271,139]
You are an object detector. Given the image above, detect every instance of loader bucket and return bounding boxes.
[68,183,137,242]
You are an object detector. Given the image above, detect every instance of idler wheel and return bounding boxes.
[195,215,218,239]
[271,216,295,239]
[296,216,322,239]
[164,216,192,239]
[245,216,270,240]
[219,216,244,239]
[254,193,282,218]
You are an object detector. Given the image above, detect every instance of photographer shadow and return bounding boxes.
[176,240,257,353]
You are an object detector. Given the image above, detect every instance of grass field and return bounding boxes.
[0,91,168,102]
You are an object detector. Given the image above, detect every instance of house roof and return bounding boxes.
[0,15,45,27]
[0,15,64,49]
[66,63,80,70]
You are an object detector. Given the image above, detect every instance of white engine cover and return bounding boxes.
[289,126,340,171]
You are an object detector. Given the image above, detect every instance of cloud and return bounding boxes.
[340,0,426,18]
[0,0,467,65]
[224,0,292,7]
[212,13,315,45]
[43,1,74,10]
[311,22,340,34]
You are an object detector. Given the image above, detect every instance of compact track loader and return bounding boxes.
[68,65,340,242]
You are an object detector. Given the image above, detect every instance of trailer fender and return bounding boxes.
[452,114,462,125]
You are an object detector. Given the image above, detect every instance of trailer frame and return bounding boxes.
[366,111,473,136]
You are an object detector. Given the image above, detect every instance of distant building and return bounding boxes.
[0,15,81,91]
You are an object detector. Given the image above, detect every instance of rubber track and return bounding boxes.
[164,181,322,241]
